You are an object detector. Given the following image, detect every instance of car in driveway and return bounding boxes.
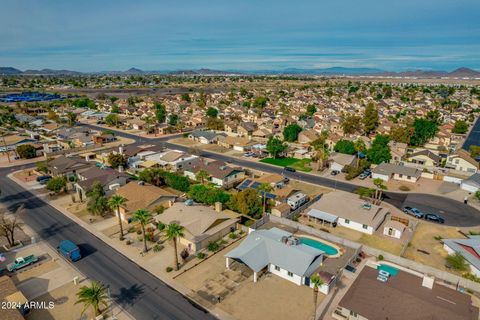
[358,171,370,180]
[331,170,340,176]
[424,213,445,224]
[402,206,424,218]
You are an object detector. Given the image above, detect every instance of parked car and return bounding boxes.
[424,213,445,224]
[36,175,52,182]
[284,167,296,172]
[402,206,424,218]
[358,172,369,180]
[331,170,340,176]
[7,255,39,272]
[57,240,82,262]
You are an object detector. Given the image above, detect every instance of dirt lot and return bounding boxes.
[289,180,331,197]
[176,242,318,320]
[403,222,467,272]
[26,281,95,320]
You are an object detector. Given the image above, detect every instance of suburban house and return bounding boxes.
[225,227,329,292]
[333,265,478,320]
[143,150,200,172]
[155,202,238,252]
[307,192,389,234]
[286,192,309,210]
[75,166,129,200]
[271,203,292,218]
[126,118,146,130]
[189,130,225,144]
[407,149,441,167]
[446,149,478,173]
[298,129,320,144]
[372,162,422,183]
[0,275,28,319]
[461,173,480,192]
[47,156,91,177]
[383,220,406,239]
[237,122,257,137]
[256,173,288,189]
[443,236,480,277]
[91,134,115,144]
[115,181,177,222]
[0,134,37,152]
[388,141,408,164]
[183,160,245,188]
[329,152,356,172]
[217,135,254,152]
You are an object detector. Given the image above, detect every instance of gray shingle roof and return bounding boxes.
[225,228,323,276]
[443,236,480,271]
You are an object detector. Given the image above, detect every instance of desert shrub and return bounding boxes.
[166,267,173,272]
[197,252,207,259]
[126,240,132,245]
[136,229,142,235]
[433,235,443,241]
[378,254,384,261]
[399,185,411,191]
[228,232,237,239]
[207,241,220,252]
[153,244,164,252]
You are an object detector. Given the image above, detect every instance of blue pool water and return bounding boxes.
[378,264,399,276]
[299,237,339,255]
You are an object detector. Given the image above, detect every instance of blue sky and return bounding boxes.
[1,0,479,72]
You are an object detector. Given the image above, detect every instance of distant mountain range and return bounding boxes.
[1,66,479,78]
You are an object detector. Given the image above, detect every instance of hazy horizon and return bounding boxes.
[1,0,479,72]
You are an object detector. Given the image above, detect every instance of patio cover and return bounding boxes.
[307,209,338,223]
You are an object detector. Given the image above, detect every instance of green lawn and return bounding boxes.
[260,157,312,172]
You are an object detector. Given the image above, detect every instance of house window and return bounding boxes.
[455,159,460,164]
[345,219,350,224]
[362,224,368,229]
[407,176,411,179]
[274,265,280,271]
[287,271,293,277]
[398,174,403,178]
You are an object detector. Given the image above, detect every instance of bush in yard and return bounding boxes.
[399,185,411,191]
[378,254,384,261]
[125,240,132,245]
[16,144,36,159]
[166,267,173,272]
[446,253,468,271]
[187,184,231,205]
[228,232,237,239]
[197,252,206,259]
[207,241,220,252]
[127,226,136,233]
[136,229,142,235]
[145,232,155,242]
[433,235,443,241]
[157,222,166,231]
[46,176,67,194]
[153,244,164,252]
[475,191,480,201]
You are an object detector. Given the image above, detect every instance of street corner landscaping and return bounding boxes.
[260,157,312,172]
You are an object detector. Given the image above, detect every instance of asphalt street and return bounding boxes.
[80,123,480,227]
[0,171,215,320]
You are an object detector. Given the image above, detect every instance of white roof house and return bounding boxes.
[225,228,324,286]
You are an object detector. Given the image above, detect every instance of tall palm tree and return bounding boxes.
[75,281,109,316]
[257,183,273,215]
[310,274,325,320]
[108,195,127,239]
[195,169,209,185]
[373,178,387,204]
[132,209,152,253]
[164,223,185,271]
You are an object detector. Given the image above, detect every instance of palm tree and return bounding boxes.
[373,178,387,204]
[313,147,330,171]
[75,281,109,316]
[257,183,273,215]
[108,195,127,239]
[195,169,209,185]
[132,209,152,253]
[164,223,185,271]
[310,274,325,320]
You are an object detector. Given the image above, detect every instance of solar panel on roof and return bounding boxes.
[250,182,261,189]
[237,179,252,190]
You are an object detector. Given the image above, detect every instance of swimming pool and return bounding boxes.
[378,264,399,276]
[299,237,339,256]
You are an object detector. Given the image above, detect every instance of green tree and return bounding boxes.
[373,178,387,202]
[426,109,443,125]
[107,153,128,169]
[446,252,468,271]
[252,96,268,109]
[75,281,109,316]
[257,183,273,215]
[66,112,77,126]
[105,113,120,127]
[187,184,230,205]
[341,113,362,135]
[195,169,209,184]
[227,188,262,218]
[310,274,325,320]
[87,183,109,216]
[132,209,152,253]
[367,135,391,164]
[164,223,185,271]
[206,117,224,130]
[390,125,414,144]
[16,144,36,159]
[283,124,303,142]
[266,136,287,159]
[206,107,218,118]
[452,120,469,134]
[181,93,191,102]
[154,102,166,123]
[354,139,367,153]
[46,176,67,194]
[410,118,438,146]
[334,139,356,155]
[363,102,379,135]
[108,195,127,238]
[306,104,317,116]
[168,114,179,126]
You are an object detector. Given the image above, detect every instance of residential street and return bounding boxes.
[0,168,215,320]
